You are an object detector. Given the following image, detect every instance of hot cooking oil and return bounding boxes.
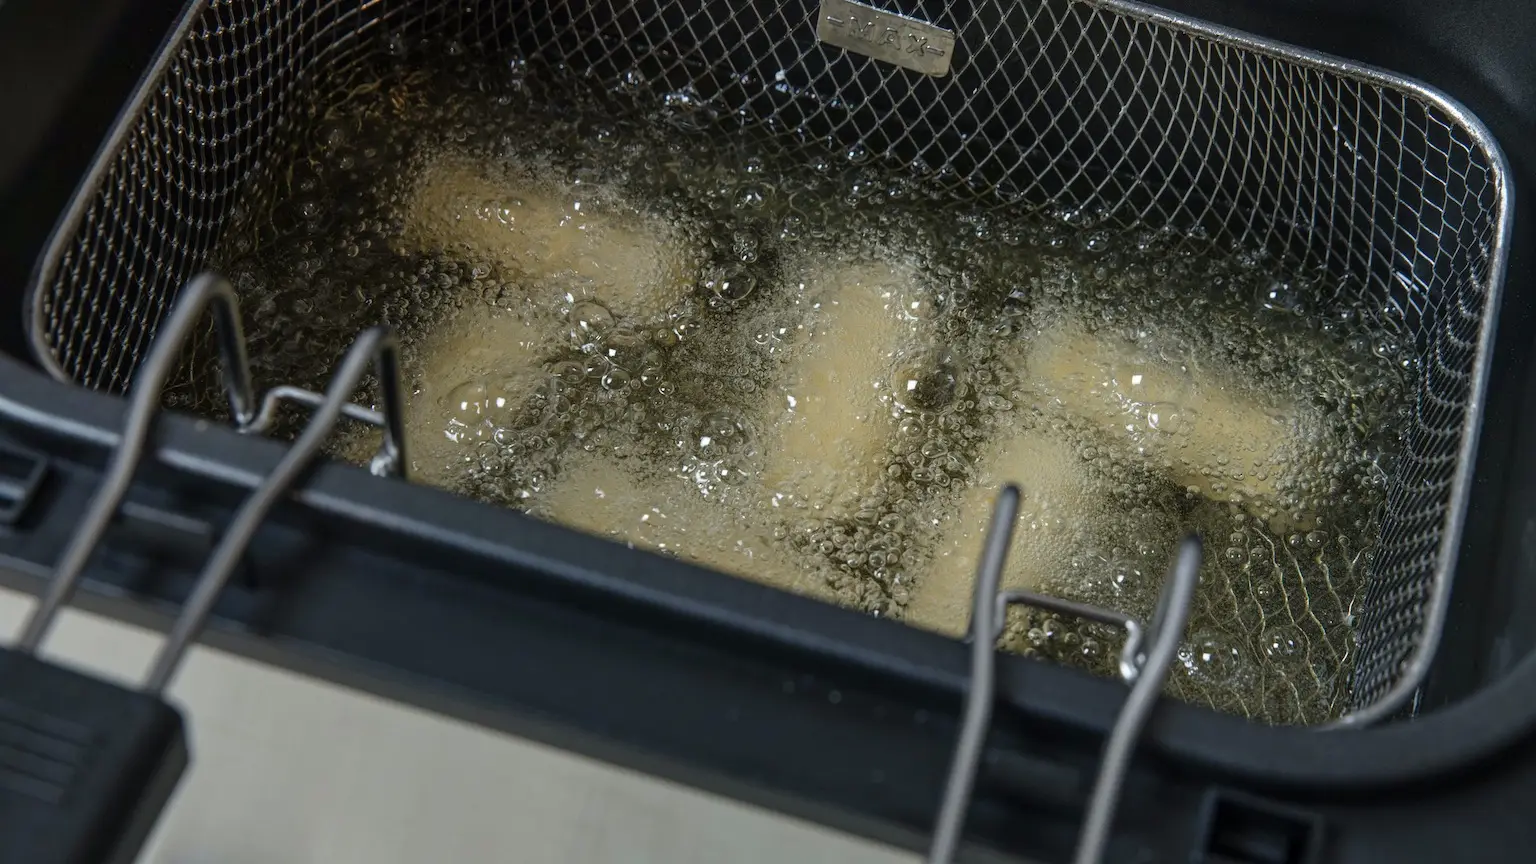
[198,49,1411,724]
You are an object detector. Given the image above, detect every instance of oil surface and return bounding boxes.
[199,50,1410,724]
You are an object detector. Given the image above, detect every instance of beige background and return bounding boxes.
[0,586,914,864]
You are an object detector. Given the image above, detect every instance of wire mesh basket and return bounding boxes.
[25,0,1510,726]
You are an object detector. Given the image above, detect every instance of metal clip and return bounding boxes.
[175,271,410,480]
[927,485,1203,864]
[15,272,408,687]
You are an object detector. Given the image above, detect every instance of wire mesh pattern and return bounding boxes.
[27,0,1508,721]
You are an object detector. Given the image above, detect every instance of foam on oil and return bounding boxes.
[202,51,1410,724]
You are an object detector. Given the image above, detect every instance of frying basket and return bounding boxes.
[24,0,1511,725]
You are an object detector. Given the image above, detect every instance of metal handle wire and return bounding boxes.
[16,273,253,653]
[927,484,1202,864]
[143,325,402,692]
[15,273,409,688]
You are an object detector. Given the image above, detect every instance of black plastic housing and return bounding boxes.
[0,650,187,864]
[0,0,1535,862]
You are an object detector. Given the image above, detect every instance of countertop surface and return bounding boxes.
[0,584,914,864]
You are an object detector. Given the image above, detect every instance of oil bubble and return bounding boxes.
[704,271,756,302]
[894,361,958,411]
[445,380,490,425]
[1179,633,1243,685]
[1257,278,1305,313]
[1082,231,1111,253]
[732,231,761,263]
[1143,403,1188,435]
[568,300,615,338]
[601,368,631,390]
[1261,625,1308,659]
[735,185,768,210]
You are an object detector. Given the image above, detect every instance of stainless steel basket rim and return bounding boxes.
[21,0,1515,728]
